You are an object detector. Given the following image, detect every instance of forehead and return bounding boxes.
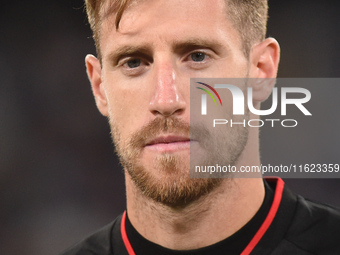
[99,0,241,57]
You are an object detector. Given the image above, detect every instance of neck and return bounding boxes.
[126,176,264,250]
[125,126,264,250]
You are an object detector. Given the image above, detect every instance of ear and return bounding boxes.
[85,54,108,116]
[248,38,280,102]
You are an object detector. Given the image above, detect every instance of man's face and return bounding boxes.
[96,0,250,206]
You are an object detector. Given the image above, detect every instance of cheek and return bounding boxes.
[214,58,249,77]
[104,82,149,137]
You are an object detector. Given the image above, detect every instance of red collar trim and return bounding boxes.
[121,211,136,255]
[241,177,284,255]
[121,177,285,255]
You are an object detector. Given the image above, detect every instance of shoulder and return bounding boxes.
[261,179,340,255]
[59,215,122,255]
[285,195,340,254]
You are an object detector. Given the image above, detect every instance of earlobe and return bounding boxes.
[85,54,109,116]
[249,38,280,102]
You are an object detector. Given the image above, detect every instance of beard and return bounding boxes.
[109,111,249,207]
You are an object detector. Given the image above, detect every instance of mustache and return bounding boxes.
[128,116,210,149]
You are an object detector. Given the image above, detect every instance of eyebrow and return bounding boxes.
[106,38,226,65]
[172,38,226,55]
[107,45,153,65]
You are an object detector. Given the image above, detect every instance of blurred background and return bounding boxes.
[0,0,339,254]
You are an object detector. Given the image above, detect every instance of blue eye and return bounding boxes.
[127,59,141,68]
[190,52,206,62]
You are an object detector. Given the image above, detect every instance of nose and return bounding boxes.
[149,61,186,117]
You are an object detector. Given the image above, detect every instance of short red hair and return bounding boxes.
[84,0,268,59]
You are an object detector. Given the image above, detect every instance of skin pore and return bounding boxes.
[85,0,280,250]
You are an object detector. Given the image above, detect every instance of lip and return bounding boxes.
[145,135,191,152]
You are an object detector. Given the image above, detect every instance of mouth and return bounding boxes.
[145,135,191,153]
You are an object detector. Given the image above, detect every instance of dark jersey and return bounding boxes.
[61,178,340,255]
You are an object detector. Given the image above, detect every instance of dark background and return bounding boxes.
[0,0,339,254]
